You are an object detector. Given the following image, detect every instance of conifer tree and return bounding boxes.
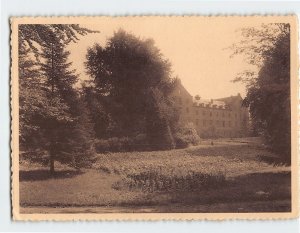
[19,24,97,173]
[40,39,95,173]
[19,38,47,150]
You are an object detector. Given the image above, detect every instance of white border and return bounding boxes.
[1,0,300,232]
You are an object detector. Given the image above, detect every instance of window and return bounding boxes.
[216,112,219,117]
[186,107,189,113]
[222,121,225,127]
[196,119,199,126]
[203,120,206,126]
[210,120,213,125]
[235,113,237,118]
[196,109,199,115]
[186,99,189,104]
[229,121,231,127]
[210,112,212,117]
[222,112,225,117]
[203,110,206,116]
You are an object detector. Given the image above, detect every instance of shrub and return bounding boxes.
[174,123,201,148]
[94,134,149,153]
[94,139,110,153]
[122,170,225,192]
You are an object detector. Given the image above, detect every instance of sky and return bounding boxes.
[67,17,262,99]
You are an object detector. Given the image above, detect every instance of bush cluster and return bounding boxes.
[174,123,201,148]
[123,170,225,192]
[94,134,148,153]
[95,124,201,153]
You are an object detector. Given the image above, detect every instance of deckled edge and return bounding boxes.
[10,17,19,221]
[9,15,299,221]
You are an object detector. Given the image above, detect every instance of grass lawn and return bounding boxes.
[19,137,291,213]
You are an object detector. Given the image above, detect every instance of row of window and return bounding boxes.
[194,119,239,128]
[185,107,239,118]
[177,97,229,110]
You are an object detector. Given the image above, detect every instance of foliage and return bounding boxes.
[19,24,97,61]
[145,88,176,150]
[230,23,291,162]
[123,170,225,192]
[81,84,117,138]
[92,139,289,193]
[174,123,201,148]
[94,134,148,153]
[85,29,179,149]
[19,44,48,149]
[19,24,96,172]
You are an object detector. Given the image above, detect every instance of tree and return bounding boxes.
[85,29,179,149]
[39,39,77,172]
[19,24,96,173]
[230,23,291,162]
[19,24,96,61]
[19,39,48,151]
[81,84,115,138]
[145,88,176,150]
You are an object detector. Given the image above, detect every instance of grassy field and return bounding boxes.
[19,137,291,213]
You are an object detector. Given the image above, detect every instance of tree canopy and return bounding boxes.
[85,29,179,149]
[230,23,291,162]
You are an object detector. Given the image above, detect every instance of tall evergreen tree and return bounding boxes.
[19,24,96,61]
[19,38,47,150]
[19,24,96,173]
[39,40,76,173]
[40,40,95,172]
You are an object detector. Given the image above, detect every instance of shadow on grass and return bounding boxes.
[187,144,291,166]
[19,169,83,181]
[166,171,291,212]
[257,154,291,166]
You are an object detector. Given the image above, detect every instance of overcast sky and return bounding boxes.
[67,17,263,99]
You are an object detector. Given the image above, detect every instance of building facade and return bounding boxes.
[172,81,250,138]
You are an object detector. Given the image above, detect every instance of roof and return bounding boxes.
[193,98,228,109]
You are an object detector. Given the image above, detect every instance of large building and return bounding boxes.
[172,81,250,138]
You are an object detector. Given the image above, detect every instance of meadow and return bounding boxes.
[19,137,291,213]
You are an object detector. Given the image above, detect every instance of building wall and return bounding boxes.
[172,82,250,138]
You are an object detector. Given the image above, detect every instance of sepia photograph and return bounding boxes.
[10,16,298,220]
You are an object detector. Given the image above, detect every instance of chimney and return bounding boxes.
[195,95,201,100]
